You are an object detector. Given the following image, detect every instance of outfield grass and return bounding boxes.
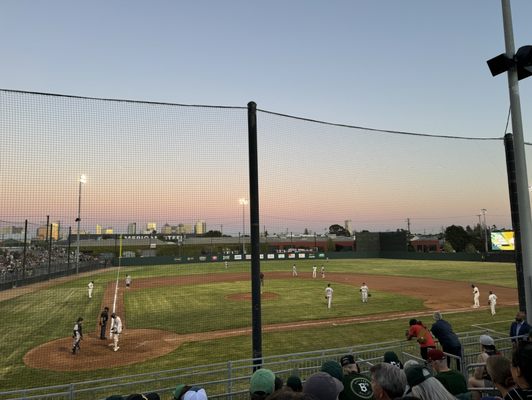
[0,258,519,391]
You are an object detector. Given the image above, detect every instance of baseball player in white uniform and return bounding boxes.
[109,313,123,351]
[87,281,94,299]
[292,264,298,277]
[325,283,333,309]
[125,275,132,288]
[488,290,498,315]
[312,265,317,278]
[472,284,480,308]
[360,283,369,303]
[321,265,325,278]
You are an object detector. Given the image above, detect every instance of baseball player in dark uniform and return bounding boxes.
[72,317,83,354]
[99,306,109,340]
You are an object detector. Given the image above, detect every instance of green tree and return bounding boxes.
[444,225,470,252]
[329,224,350,236]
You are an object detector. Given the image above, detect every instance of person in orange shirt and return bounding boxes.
[406,318,436,360]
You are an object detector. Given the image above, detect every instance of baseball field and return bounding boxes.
[0,258,520,392]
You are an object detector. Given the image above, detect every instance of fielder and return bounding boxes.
[224,261,228,269]
[471,284,480,308]
[321,265,325,278]
[312,265,317,278]
[125,274,132,288]
[87,281,94,299]
[325,283,333,309]
[71,317,83,354]
[109,313,123,352]
[360,282,369,303]
[292,264,298,277]
[488,290,498,316]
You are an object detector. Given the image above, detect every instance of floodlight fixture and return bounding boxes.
[487,45,532,80]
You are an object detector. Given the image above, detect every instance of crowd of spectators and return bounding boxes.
[0,246,103,282]
[102,311,532,400]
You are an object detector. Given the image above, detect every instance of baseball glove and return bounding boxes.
[368,293,372,297]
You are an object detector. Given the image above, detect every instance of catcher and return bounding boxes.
[72,317,83,354]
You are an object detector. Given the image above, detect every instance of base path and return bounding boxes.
[23,272,518,371]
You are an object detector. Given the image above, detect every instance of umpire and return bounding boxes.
[99,307,109,340]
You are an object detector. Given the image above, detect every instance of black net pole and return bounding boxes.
[248,101,263,367]
[22,219,27,279]
[48,223,52,277]
[504,133,527,311]
[67,226,72,272]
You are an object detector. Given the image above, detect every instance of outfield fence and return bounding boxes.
[0,330,515,400]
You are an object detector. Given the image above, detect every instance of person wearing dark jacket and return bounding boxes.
[431,311,463,370]
[509,311,531,344]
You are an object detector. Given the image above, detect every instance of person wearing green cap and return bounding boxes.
[249,368,275,400]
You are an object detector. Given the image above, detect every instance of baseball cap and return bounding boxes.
[286,375,303,392]
[340,354,355,367]
[173,384,192,400]
[405,365,432,387]
[383,351,403,369]
[480,335,495,346]
[427,349,446,362]
[303,372,344,400]
[183,388,207,400]
[249,368,275,395]
[320,360,344,381]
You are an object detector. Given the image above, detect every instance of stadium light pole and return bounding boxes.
[481,209,488,254]
[487,0,532,315]
[75,174,87,274]
[239,198,248,254]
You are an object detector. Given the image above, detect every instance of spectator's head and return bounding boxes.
[511,341,532,389]
[480,334,496,352]
[426,349,447,372]
[340,354,360,374]
[405,364,432,389]
[486,355,515,394]
[410,376,456,400]
[173,384,191,400]
[320,360,344,382]
[369,363,406,400]
[286,376,303,392]
[409,319,417,326]
[383,351,403,369]
[125,394,161,400]
[403,360,420,370]
[433,311,442,321]
[303,372,343,400]
[275,376,284,391]
[249,368,276,400]
[515,311,526,322]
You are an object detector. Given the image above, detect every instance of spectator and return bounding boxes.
[303,372,344,400]
[427,348,468,397]
[509,312,531,344]
[383,351,404,369]
[468,335,500,400]
[286,376,303,392]
[405,364,456,400]
[505,341,532,399]
[369,363,406,400]
[431,311,463,370]
[339,354,373,400]
[249,369,276,400]
[321,360,345,383]
[173,385,208,400]
[125,394,160,400]
[483,355,514,399]
[406,319,436,360]
[403,360,420,370]
[275,377,284,392]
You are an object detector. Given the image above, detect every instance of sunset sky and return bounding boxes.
[1,1,532,235]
